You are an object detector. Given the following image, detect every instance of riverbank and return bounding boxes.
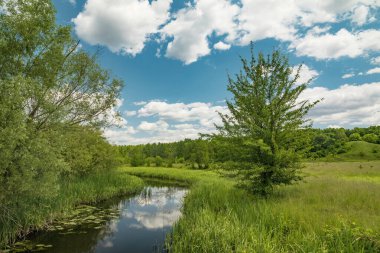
[121,162,380,252]
[0,170,144,248]
[3,162,379,252]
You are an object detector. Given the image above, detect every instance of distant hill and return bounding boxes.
[335,141,380,161]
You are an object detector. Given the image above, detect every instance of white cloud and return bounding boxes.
[327,125,343,129]
[291,64,319,85]
[73,0,172,56]
[214,41,231,51]
[291,28,380,60]
[351,5,371,25]
[236,0,380,44]
[69,0,76,5]
[105,123,212,145]
[125,110,137,116]
[172,123,193,129]
[238,0,299,44]
[300,82,380,127]
[161,0,240,64]
[138,120,169,131]
[342,73,355,79]
[73,0,380,63]
[99,98,128,128]
[104,101,229,144]
[371,56,380,65]
[367,67,380,74]
[137,101,227,127]
[133,101,147,106]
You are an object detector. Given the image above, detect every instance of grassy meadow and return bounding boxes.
[122,161,380,252]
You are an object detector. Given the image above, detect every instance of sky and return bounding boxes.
[52,0,380,145]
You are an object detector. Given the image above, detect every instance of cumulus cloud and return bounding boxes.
[214,41,231,51]
[161,0,240,64]
[105,123,213,145]
[300,82,380,127]
[291,64,319,85]
[73,0,172,55]
[291,28,380,60]
[371,56,380,65]
[133,101,147,106]
[367,67,380,74]
[137,101,228,127]
[125,110,137,116]
[238,0,299,44]
[342,73,355,79]
[138,120,169,131]
[100,98,128,128]
[351,5,370,25]
[104,100,228,144]
[73,0,380,63]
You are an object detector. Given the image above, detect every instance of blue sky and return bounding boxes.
[53,0,380,144]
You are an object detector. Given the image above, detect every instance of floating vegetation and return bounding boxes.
[46,205,120,233]
[2,204,121,252]
[1,240,53,252]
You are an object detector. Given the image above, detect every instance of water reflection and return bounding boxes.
[27,186,187,253]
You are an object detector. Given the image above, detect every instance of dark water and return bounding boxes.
[22,185,187,253]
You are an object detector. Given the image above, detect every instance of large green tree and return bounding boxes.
[217,47,320,195]
[0,0,123,243]
[0,0,122,130]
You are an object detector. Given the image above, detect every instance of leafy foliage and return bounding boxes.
[0,0,123,246]
[215,46,319,195]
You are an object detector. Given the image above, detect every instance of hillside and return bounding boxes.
[335,141,380,161]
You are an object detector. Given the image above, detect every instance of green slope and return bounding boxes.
[338,141,380,161]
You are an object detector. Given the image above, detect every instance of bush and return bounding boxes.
[362,133,379,144]
[349,133,362,141]
[155,156,163,167]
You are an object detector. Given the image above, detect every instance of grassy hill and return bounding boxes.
[319,141,380,161]
[339,141,380,161]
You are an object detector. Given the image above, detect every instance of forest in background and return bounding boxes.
[117,126,380,168]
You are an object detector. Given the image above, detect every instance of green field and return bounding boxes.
[122,161,380,252]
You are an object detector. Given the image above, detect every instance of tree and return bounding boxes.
[0,1,123,242]
[216,46,320,196]
[362,133,378,144]
[349,133,362,141]
[155,156,164,167]
[0,0,122,131]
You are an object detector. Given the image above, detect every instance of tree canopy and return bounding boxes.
[216,46,320,195]
[0,0,123,242]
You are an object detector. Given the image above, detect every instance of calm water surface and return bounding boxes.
[27,185,188,253]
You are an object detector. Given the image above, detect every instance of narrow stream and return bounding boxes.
[9,183,188,253]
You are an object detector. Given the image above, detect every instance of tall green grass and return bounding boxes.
[122,163,380,252]
[0,170,144,247]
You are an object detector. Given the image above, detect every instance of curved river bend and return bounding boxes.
[16,184,188,253]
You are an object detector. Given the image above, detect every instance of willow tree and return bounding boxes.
[0,1,123,242]
[217,47,320,196]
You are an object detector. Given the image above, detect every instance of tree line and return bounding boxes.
[117,125,380,166]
